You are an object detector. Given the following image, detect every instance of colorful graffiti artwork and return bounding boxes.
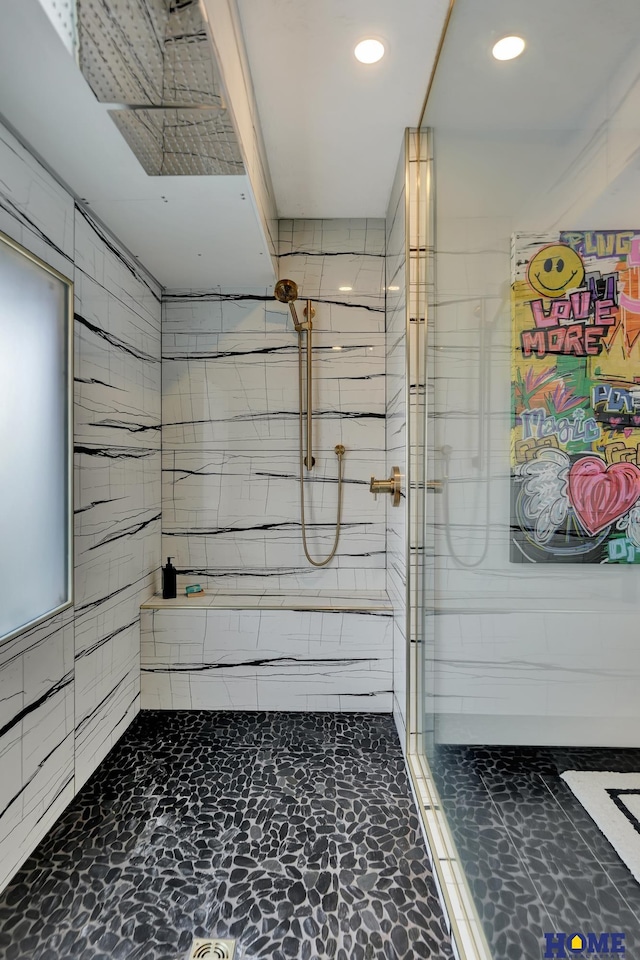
[511,231,640,563]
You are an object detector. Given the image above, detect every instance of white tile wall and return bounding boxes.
[0,143,396,892]
[428,89,640,744]
[161,219,387,592]
[0,120,161,892]
[386,139,409,741]
[145,218,392,710]
[73,205,161,787]
[141,607,393,711]
[0,610,75,893]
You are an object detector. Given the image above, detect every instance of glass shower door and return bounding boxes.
[414,2,640,958]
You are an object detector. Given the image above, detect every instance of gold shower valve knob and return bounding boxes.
[369,467,402,506]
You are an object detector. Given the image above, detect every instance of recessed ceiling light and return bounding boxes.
[492,36,525,61]
[354,39,385,64]
[339,285,353,291]
[388,285,400,291]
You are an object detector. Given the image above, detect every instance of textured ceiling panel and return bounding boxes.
[77,0,168,104]
[77,0,222,106]
[163,1,220,107]
[77,0,243,175]
[110,107,244,175]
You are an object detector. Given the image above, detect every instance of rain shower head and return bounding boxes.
[274,279,299,303]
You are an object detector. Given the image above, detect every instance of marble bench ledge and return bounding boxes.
[141,588,393,613]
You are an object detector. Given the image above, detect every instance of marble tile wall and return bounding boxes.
[385,141,409,742]
[151,219,391,713]
[428,64,640,745]
[0,120,161,893]
[162,218,387,591]
[0,611,75,894]
[408,132,432,753]
[73,205,162,787]
[385,131,432,754]
[141,606,393,711]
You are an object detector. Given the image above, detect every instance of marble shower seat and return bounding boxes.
[140,590,394,712]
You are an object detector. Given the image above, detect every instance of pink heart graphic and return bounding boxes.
[568,457,640,535]
[625,428,634,439]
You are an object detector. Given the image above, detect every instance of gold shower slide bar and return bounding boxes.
[304,300,314,470]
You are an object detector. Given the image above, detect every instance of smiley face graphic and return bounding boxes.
[526,243,585,298]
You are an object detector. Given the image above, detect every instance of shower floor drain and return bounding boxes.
[188,939,236,960]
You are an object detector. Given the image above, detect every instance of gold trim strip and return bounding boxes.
[418,0,456,128]
[403,127,412,734]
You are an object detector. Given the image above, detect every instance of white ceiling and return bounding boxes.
[425,0,640,133]
[424,0,640,230]
[0,0,274,289]
[0,0,448,287]
[236,0,450,219]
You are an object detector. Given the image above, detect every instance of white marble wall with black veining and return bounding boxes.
[0,610,75,893]
[407,132,431,751]
[431,207,640,746]
[73,206,161,787]
[141,604,393,712]
[385,142,409,742]
[162,218,386,591]
[0,120,161,892]
[428,42,640,745]
[0,122,77,894]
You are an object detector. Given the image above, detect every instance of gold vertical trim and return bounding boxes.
[414,129,425,762]
[418,0,457,128]
[403,128,412,741]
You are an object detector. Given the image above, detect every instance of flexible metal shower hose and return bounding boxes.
[297,329,344,566]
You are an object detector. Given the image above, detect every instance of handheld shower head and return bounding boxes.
[274,279,298,303]
[274,278,303,331]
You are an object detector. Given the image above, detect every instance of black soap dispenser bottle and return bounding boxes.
[162,557,177,599]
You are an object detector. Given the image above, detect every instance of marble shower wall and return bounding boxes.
[0,120,161,893]
[385,131,431,751]
[162,218,387,590]
[385,141,409,741]
[428,45,640,746]
[141,604,393,711]
[73,206,161,786]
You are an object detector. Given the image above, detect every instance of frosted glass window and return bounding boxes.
[0,233,72,641]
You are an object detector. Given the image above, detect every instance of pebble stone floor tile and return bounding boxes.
[0,712,453,960]
[433,744,640,960]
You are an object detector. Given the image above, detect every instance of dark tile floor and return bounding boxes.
[0,712,453,960]
[432,744,640,960]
